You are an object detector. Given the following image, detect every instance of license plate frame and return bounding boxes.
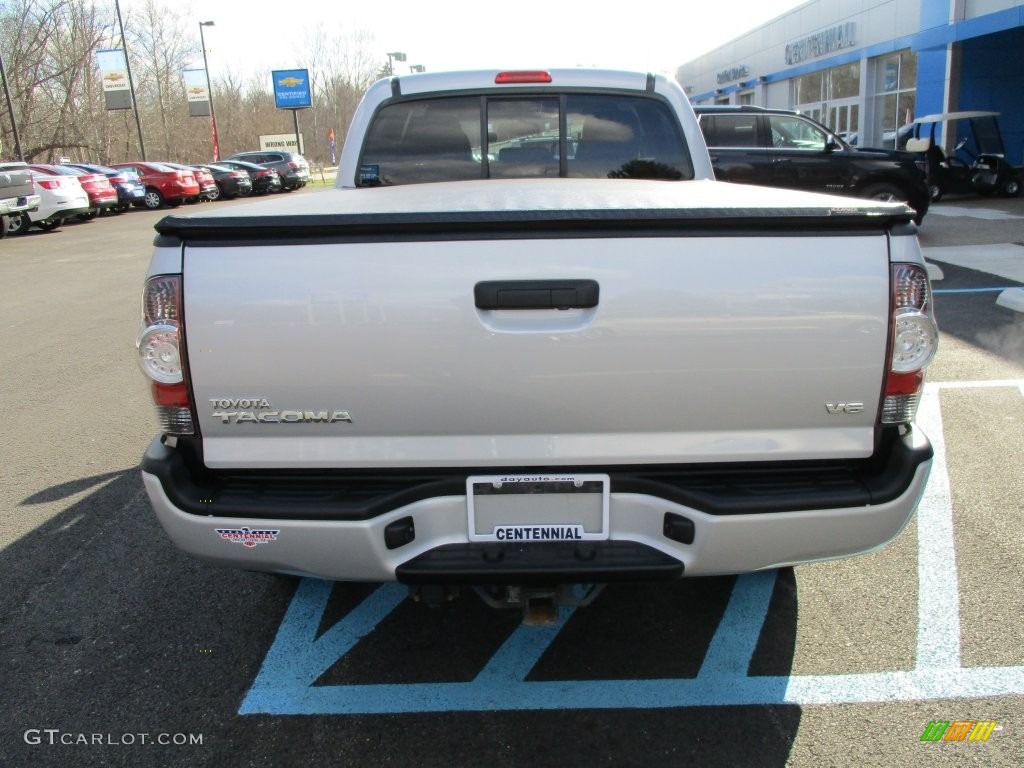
[466,473,610,543]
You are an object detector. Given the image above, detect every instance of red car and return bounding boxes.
[159,162,220,201]
[110,162,201,209]
[30,164,118,219]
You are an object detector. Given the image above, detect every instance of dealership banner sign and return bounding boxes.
[96,49,132,110]
[183,69,211,117]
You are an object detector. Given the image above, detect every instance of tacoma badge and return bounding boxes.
[209,397,352,424]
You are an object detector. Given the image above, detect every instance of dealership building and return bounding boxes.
[675,1,1024,164]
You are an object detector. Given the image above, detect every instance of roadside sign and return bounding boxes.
[272,69,312,110]
[259,133,304,154]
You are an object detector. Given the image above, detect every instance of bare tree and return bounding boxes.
[295,26,379,164]
[0,0,379,165]
[128,0,203,160]
[0,0,113,160]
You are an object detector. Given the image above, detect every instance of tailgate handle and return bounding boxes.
[474,280,599,310]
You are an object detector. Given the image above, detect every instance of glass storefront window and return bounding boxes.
[829,63,859,100]
[793,62,861,136]
[873,50,917,149]
[793,72,823,105]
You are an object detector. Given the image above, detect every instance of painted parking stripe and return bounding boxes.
[241,380,1024,715]
[475,607,575,684]
[926,206,1024,220]
[922,243,1024,283]
[913,384,961,670]
[697,571,777,678]
[241,666,1024,715]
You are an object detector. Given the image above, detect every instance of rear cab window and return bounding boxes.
[357,93,693,186]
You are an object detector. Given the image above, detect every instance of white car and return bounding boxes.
[5,171,90,234]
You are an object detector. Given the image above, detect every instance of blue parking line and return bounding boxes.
[698,571,777,678]
[243,580,406,710]
[240,570,1024,714]
[474,607,575,684]
[240,381,1024,716]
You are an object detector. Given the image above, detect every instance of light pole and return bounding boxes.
[115,0,146,159]
[198,21,220,160]
[0,49,24,161]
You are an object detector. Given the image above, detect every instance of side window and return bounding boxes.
[768,115,828,150]
[359,97,480,186]
[699,115,760,148]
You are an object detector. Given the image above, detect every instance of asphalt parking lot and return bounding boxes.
[1,192,1021,767]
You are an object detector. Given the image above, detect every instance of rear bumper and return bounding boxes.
[0,194,40,214]
[141,427,932,582]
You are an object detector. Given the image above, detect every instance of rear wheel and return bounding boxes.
[206,186,221,201]
[1001,177,1021,197]
[6,212,31,235]
[861,182,907,204]
[143,188,164,209]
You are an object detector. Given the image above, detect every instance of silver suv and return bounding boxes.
[225,150,309,191]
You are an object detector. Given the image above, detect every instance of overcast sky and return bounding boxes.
[138,0,808,80]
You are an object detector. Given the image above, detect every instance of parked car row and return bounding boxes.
[0,150,310,235]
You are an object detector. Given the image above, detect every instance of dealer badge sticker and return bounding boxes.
[216,527,281,548]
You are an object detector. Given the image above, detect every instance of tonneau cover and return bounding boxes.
[155,178,914,241]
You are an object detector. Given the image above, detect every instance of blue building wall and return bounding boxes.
[914,4,1024,165]
[958,26,1024,165]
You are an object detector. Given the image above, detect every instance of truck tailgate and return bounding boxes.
[181,227,890,469]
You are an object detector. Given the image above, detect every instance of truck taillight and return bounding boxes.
[881,264,938,424]
[138,275,195,435]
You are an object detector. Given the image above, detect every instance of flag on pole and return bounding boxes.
[329,129,336,165]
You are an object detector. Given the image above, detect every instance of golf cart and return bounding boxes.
[907,111,1021,201]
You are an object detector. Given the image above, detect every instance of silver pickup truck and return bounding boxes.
[0,162,40,237]
[138,70,937,618]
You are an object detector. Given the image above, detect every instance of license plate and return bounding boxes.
[466,473,609,543]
